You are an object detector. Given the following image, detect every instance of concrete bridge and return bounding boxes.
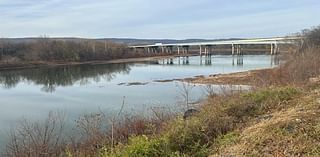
[130,37,300,56]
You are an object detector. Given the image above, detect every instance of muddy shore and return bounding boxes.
[186,68,273,85]
[154,68,274,86]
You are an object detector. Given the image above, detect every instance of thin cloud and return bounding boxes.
[0,0,319,38]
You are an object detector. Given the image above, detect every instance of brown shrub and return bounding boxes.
[5,111,66,157]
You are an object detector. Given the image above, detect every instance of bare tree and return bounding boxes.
[5,111,66,157]
[110,96,126,152]
[176,82,195,110]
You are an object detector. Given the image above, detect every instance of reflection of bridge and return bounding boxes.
[156,55,280,67]
[130,37,300,56]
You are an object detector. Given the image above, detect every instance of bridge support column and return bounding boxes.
[182,46,189,56]
[205,45,212,57]
[237,45,242,55]
[236,45,239,55]
[270,43,274,55]
[169,46,173,54]
[153,47,157,53]
[206,46,208,57]
[232,44,235,55]
[274,43,278,55]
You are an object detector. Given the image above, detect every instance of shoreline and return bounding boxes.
[154,68,274,86]
[0,54,274,86]
[0,55,177,71]
[186,68,274,85]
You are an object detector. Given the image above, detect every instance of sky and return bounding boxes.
[0,0,320,39]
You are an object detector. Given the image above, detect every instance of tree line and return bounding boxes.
[0,38,151,63]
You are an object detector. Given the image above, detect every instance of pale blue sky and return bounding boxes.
[0,0,320,39]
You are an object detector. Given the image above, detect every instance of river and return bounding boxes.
[0,55,278,150]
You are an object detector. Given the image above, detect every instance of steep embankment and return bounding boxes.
[210,83,320,156]
[82,82,320,157]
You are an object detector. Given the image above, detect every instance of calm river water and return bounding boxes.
[0,55,278,149]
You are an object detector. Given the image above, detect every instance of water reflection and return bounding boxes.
[0,64,131,92]
[271,55,280,66]
[232,56,244,66]
[0,55,279,93]
[200,56,212,65]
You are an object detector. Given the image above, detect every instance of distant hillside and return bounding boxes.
[0,37,243,46]
[99,38,230,46]
[93,38,244,45]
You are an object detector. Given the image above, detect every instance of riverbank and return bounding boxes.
[186,68,273,85]
[0,55,176,71]
[153,68,273,86]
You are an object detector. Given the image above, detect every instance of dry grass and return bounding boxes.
[211,86,320,157]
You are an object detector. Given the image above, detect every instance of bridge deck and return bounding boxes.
[130,37,300,48]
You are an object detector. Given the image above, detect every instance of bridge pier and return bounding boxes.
[206,45,213,57]
[236,45,243,55]
[181,46,189,55]
[151,47,158,53]
[167,46,173,54]
[161,46,164,53]
[236,45,238,55]
[270,43,279,55]
[232,44,235,55]
[204,46,208,56]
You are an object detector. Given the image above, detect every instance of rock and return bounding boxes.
[183,109,200,120]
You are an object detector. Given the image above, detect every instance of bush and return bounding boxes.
[164,117,210,157]
[233,87,300,116]
[242,86,299,104]
[121,136,170,157]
